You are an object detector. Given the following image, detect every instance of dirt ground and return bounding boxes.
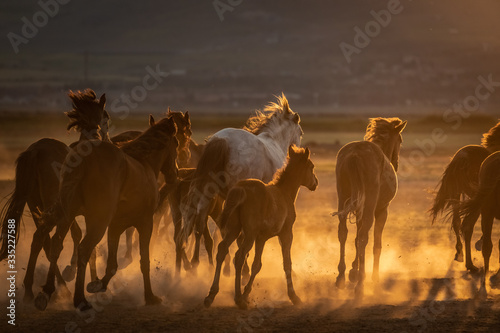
[1,130,500,332]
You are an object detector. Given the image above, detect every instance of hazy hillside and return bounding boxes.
[1,0,500,114]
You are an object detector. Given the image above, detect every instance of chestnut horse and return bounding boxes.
[204,145,318,309]
[334,117,406,299]
[34,115,178,311]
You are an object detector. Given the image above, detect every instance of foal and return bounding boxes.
[204,145,318,309]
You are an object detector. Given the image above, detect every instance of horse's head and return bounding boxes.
[278,94,303,147]
[66,89,109,140]
[364,118,407,171]
[288,145,318,191]
[167,108,192,166]
[151,116,179,184]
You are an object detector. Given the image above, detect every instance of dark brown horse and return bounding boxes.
[430,121,500,262]
[34,115,179,311]
[334,117,406,299]
[0,89,109,301]
[204,145,318,309]
[460,151,500,296]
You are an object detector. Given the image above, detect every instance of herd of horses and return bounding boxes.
[0,89,499,311]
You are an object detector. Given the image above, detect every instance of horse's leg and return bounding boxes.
[279,230,301,305]
[137,220,162,305]
[336,201,348,289]
[87,223,124,293]
[171,199,186,275]
[203,225,214,266]
[372,207,388,284]
[490,239,500,288]
[122,227,134,268]
[354,202,376,301]
[479,210,494,297]
[349,222,361,283]
[89,248,97,281]
[204,225,240,307]
[461,209,481,273]
[61,220,82,282]
[242,237,266,303]
[190,217,206,271]
[234,235,255,309]
[23,226,45,301]
[451,206,464,262]
[223,253,231,277]
[236,234,250,281]
[35,219,72,311]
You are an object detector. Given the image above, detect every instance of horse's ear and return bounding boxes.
[103,110,110,120]
[184,111,190,123]
[149,114,155,127]
[395,120,407,133]
[167,107,172,116]
[293,113,300,124]
[166,117,177,134]
[99,94,106,108]
[305,147,310,158]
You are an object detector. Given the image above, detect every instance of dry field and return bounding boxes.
[0,114,499,332]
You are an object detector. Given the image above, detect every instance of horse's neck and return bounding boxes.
[257,132,288,168]
[275,170,301,203]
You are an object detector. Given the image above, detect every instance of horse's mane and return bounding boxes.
[481,120,500,152]
[271,145,306,185]
[244,94,298,135]
[121,117,176,160]
[65,89,104,131]
[364,117,404,144]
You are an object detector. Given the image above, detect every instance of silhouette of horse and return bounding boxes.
[0,89,109,301]
[204,145,318,309]
[110,109,192,267]
[34,115,178,311]
[334,117,406,299]
[460,151,500,296]
[181,94,303,271]
[430,121,500,262]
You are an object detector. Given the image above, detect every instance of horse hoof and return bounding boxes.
[490,272,500,289]
[204,296,214,308]
[62,265,77,282]
[349,269,358,283]
[146,295,162,306]
[454,252,464,263]
[335,277,345,289]
[468,265,481,276]
[235,297,249,310]
[87,280,105,293]
[34,292,50,311]
[76,300,93,312]
[290,294,302,306]
[475,239,483,252]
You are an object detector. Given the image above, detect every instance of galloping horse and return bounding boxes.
[460,151,500,296]
[430,121,500,262]
[181,94,303,271]
[34,115,179,311]
[334,117,406,299]
[204,145,318,309]
[0,89,109,301]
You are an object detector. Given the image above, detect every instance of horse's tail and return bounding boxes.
[458,179,496,230]
[181,138,230,241]
[333,154,366,220]
[219,187,246,233]
[0,149,38,261]
[429,152,476,224]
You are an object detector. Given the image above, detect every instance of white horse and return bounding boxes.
[181,94,303,269]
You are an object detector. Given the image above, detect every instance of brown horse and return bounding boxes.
[430,121,500,262]
[460,151,500,296]
[334,117,406,299]
[204,145,318,309]
[34,115,178,311]
[0,89,109,301]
